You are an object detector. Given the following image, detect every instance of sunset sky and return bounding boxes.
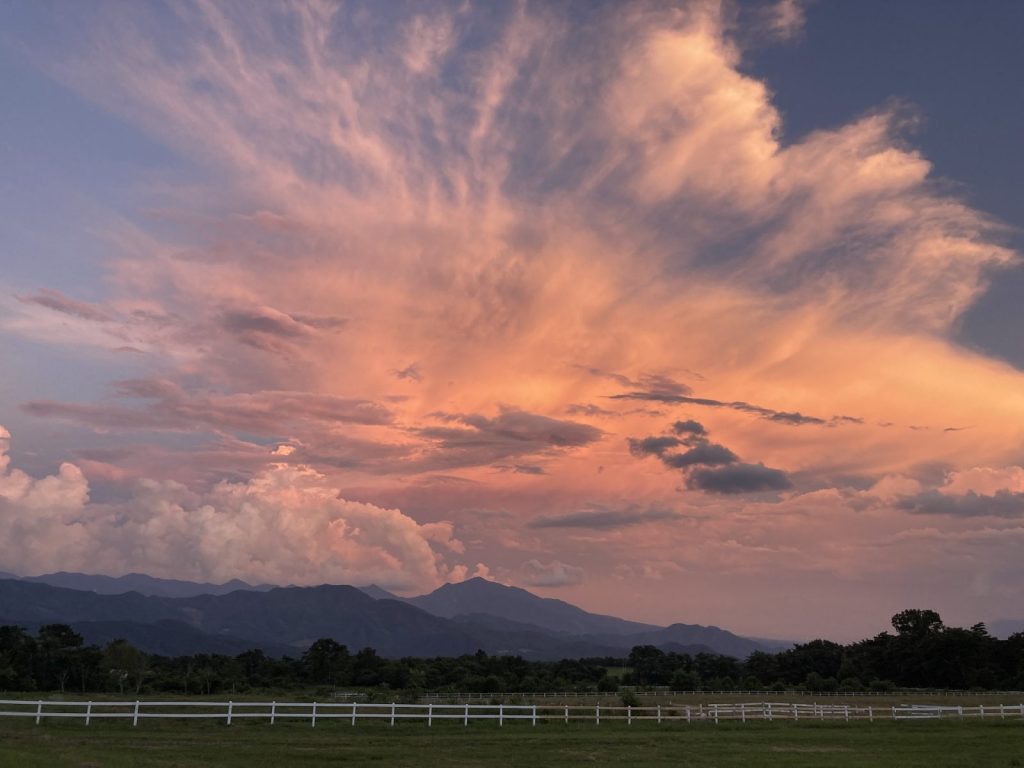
[2,0,1023,642]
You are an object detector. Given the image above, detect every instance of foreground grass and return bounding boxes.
[1,719,1023,768]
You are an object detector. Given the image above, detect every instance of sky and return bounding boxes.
[1,0,1023,642]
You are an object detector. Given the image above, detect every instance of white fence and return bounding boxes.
[422,689,1024,700]
[2,699,1023,727]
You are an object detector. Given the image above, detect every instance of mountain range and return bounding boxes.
[12,571,276,598]
[0,572,789,660]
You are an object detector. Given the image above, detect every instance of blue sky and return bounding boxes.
[745,0,1024,366]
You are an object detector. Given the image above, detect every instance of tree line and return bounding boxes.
[2,610,1022,696]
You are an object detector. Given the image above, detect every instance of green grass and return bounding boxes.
[1,718,1023,768]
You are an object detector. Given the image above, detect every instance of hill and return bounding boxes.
[0,575,783,659]
[406,577,659,636]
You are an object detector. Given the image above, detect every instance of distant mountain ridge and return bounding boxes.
[0,572,790,659]
[405,577,660,636]
[356,584,401,601]
[17,571,275,598]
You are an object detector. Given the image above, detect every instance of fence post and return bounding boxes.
[713,704,719,725]
[133,701,140,727]
[891,706,896,720]
[741,704,745,723]
[311,701,317,728]
[390,702,396,727]
[595,704,600,726]
[499,704,503,727]
[428,703,433,727]
[869,706,873,722]
[793,703,798,721]
[352,702,358,726]
[1001,704,1006,720]
[844,705,849,723]
[686,705,691,724]
[464,703,469,727]
[628,705,632,725]
[271,701,276,725]
[35,700,42,725]
[657,704,661,724]
[227,701,233,726]
[86,701,92,727]
[532,705,537,726]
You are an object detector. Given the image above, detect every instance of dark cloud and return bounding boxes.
[408,409,603,471]
[427,410,602,448]
[896,490,1024,517]
[492,463,546,475]
[219,306,346,351]
[529,504,680,529]
[565,403,615,417]
[686,463,793,494]
[627,436,683,457]
[609,390,859,427]
[634,373,692,396]
[392,363,423,382]
[628,420,791,494]
[662,442,739,468]
[513,464,546,475]
[672,419,706,436]
[288,436,416,471]
[18,289,113,322]
[222,309,307,338]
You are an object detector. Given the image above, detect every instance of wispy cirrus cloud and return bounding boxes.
[23,379,393,433]
[17,289,114,323]
[529,504,681,530]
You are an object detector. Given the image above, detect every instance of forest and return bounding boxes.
[2,610,1022,696]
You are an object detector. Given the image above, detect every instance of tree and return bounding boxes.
[302,639,350,687]
[628,646,672,686]
[102,640,148,694]
[37,624,84,693]
[892,609,944,638]
[0,626,36,691]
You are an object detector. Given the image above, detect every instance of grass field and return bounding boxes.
[1,718,1023,768]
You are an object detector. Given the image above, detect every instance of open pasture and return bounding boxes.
[2,717,1024,768]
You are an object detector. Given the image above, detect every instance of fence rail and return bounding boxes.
[3,699,1023,727]
[421,689,1024,700]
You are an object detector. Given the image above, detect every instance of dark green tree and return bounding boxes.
[302,638,350,687]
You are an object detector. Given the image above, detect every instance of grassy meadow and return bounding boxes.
[2,715,1024,768]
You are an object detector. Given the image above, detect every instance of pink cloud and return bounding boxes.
[3,1,1023,636]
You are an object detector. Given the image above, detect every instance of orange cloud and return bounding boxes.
[4,1,1023,636]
